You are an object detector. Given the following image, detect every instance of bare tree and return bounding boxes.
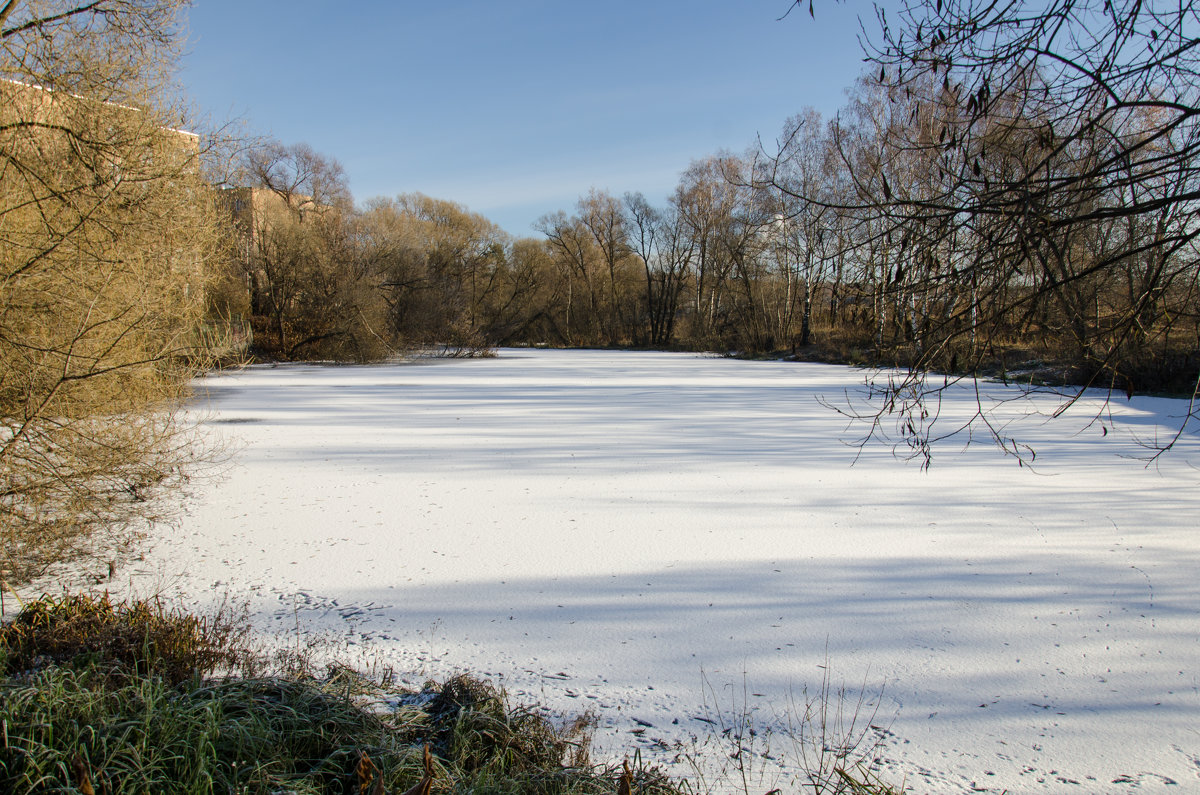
[247,140,352,212]
[776,0,1200,461]
[0,0,225,584]
[674,156,745,345]
[236,140,394,360]
[480,236,565,345]
[624,192,693,347]
[536,209,604,346]
[367,193,507,354]
[577,189,637,346]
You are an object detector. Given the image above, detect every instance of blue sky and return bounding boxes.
[181,1,882,237]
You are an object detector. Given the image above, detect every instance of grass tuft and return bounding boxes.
[0,592,253,685]
[0,595,686,795]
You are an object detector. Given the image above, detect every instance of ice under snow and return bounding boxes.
[113,349,1200,792]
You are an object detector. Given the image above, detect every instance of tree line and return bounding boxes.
[229,0,1200,425]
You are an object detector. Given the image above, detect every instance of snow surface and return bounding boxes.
[118,349,1200,792]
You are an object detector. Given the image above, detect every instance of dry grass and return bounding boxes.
[682,667,903,795]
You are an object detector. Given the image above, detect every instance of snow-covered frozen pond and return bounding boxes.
[129,349,1200,792]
